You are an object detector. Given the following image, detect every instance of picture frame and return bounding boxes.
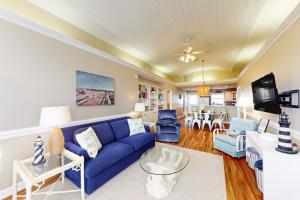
[76,70,115,106]
[257,118,269,133]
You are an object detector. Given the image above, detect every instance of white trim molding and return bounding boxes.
[0,113,130,140]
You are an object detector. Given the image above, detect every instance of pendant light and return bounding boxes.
[196,60,210,96]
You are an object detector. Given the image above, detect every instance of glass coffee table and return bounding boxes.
[139,144,190,199]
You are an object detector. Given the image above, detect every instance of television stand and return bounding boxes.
[246,131,300,200]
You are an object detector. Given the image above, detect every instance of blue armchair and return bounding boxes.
[156,110,181,142]
[213,117,257,158]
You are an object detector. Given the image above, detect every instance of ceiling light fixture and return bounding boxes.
[196,59,210,96]
[177,39,203,63]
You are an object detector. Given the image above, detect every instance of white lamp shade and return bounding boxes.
[134,103,145,112]
[236,96,253,107]
[39,106,71,127]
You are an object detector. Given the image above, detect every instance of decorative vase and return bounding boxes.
[32,135,46,165]
[48,126,65,155]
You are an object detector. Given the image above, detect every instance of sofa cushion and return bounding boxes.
[75,127,102,158]
[92,123,115,145]
[85,142,134,179]
[127,118,146,136]
[119,132,156,151]
[73,127,89,145]
[214,134,236,146]
[110,119,130,140]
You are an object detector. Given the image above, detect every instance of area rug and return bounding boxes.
[34,144,227,200]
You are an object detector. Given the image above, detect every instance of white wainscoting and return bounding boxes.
[0,113,131,141]
[244,111,300,140]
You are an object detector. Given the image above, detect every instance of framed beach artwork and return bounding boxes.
[76,70,115,106]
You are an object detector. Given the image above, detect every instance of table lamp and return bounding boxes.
[134,102,145,119]
[236,96,253,119]
[40,106,71,155]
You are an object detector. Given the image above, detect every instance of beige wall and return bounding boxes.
[0,18,140,191]
[0,18,139,131]
[238,17,300,131]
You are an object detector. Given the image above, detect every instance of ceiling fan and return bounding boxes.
[177,39,204,63]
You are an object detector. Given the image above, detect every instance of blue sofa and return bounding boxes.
[156,110,181,142]
[61,116,156,194]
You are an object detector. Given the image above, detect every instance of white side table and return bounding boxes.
[12,149,85,200]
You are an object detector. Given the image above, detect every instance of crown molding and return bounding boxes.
[237,3,300,80]
[176,78,238,88]
[0,7,175,85]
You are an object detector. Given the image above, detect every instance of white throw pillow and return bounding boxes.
[75,127,102,158]
[127,118,146,136]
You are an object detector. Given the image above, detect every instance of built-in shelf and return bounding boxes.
[138,83,166,111]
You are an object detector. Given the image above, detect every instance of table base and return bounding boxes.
[145,173,180,199]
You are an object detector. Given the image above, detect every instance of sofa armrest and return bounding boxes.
[175,122,181,127]
[236,135,246,152]
[144,125,150,132]
[65,142,90,163]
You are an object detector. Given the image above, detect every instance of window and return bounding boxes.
[189,94,197,105]
[211,93,224,105]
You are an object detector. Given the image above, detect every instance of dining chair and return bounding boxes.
[202,113,212,131]
[212,112,226,129]
[184,113,193,128]
[192,112,201,129]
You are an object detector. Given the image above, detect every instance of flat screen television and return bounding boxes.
[251,73,281,114]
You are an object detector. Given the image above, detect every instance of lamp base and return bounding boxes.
[48,126,64,155]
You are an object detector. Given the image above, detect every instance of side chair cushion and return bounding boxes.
[214,134,236,146]
[158,119,176,125]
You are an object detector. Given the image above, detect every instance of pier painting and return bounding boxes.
[76,71,115,106]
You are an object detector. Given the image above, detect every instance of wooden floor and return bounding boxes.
[168,120,263,200]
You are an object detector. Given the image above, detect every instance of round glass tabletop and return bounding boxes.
[139,144,190,175]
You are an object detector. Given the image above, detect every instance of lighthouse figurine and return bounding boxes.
[275,112,298,154]
[32,135,46,165]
